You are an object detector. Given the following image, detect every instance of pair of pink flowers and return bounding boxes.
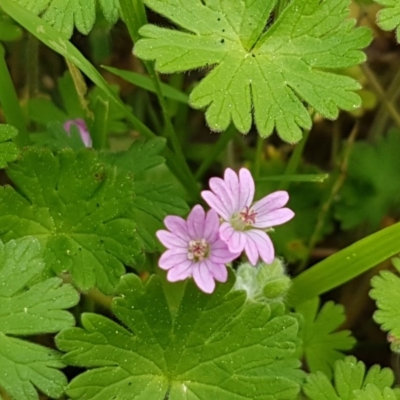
[157,168,294,294]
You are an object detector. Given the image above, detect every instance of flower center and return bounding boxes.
[231,206,257,231]
[188,239,210,262]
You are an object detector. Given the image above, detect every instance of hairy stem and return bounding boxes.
[361,63,400,133]
[279,127,311,191]
[297,122,359,273]
[195,125,237,180]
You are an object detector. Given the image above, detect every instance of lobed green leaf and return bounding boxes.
[135,0,371,142]
[0,237,79,400]
[296,297,355,379]
[375,0,400,42]
[10,0,120,37]
[0,124,19,168]
[0,148,143,294]
[57,272,303,399]
[370,257,400,342]
[303,356,397,399]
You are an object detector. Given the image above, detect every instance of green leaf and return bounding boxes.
[102,137,166,175]
[370,257,400,345]
[135,0,371,142]
[335,130,400,230]
[295,297,355,379]
[303,356,397,400]
[0,237,79,400]
[0,147,146,294]
[0,124,19,168]
[353,385,400,400]
[101,138,189,222]
[27,98,69,125]
[10,0,120,37]
[31,122,88,151]
[56,272,302,399]
[375,0,400,42]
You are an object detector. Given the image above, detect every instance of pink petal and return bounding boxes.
[245,230,275,264]
[203,209,219,242]
[253,208,295,228]
[193,261,216,294]
[228,231,246,253]
[209,176,236,215]
[167,261,193,281]
[164,216,189,241]
[238,168,255,210]
[224,168,240,212]
[244,237,259,265]
[64,119,92,147]
[159,249,188,269]
[219,222,236,243]
[209,239,239,263]
[252,191,289,214]
[187,205,206,238]
[210,263,228,283]
[201,190,231,220]
[156,230,187,249]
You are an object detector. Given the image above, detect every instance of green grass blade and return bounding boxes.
[0,45,30,147]
[256,174,329,183]
[288,221,400,306]
[103,66,188,104]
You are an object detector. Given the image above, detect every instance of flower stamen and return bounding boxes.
[239,206,257,225]
[188,239,209,261]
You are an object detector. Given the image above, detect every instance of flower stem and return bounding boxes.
[195,124,237,180]
[361,63,400,133]
[297,122,359,273]
[367,64,400,141]
[279,127,310,191]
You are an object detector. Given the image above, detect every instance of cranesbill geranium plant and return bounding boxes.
[202,168,294,265]
[156,204,239,293]
[2,0,400,398]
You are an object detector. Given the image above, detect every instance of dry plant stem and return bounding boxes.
[361,63,400,133]
[368,66,400,141]
[65,59,93,120]
[297,122,360,273]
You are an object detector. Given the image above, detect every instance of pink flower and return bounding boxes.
[156,205,239,294]
[64,119,92,148]
[202,168,294,265]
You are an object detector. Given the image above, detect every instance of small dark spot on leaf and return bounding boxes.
[220,39,225,43]
[217,17,220,21]
[252,54,256,57]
